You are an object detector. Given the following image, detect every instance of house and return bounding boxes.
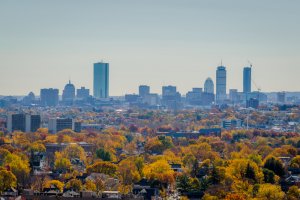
[102,191,121,199]
[2,187,18,198]
[133,179,160,200]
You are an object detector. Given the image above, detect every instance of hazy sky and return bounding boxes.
[0,0,299,96]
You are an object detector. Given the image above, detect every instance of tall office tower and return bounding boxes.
[204,78,214,94]
[243,67,252,94]
[7,114,41,133]
[77,87,90,99]
[94,62,109,98]
[40,88,59,107]
[48,118,74,134]
[216,66,227,104]
[62,80,75,102]
[139,85,150,97]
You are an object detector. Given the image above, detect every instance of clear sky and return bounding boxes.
[0,0,299,96]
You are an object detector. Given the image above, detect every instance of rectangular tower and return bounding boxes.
[93,62,109,98]
[216,66,227,104]
[243,67,251,94]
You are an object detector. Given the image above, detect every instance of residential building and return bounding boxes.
[243,66,252,94]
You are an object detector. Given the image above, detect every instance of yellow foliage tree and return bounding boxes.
[0,169,17,193]
[143,159,175,184]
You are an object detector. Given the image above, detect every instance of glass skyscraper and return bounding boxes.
[93,62,109,98]
[216,66,227,104]
[243,67,252,94]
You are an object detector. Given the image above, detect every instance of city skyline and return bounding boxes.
[1,0,300,96]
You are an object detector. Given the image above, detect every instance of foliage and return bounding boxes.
[87,161,117,176]
[263,156,285,177]
[96,148,112,161]
[143,159,175,184]
[0,169,17,193]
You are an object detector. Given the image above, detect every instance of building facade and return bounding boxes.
[204,78,214,94]
[77,87,90,99]
[62,81,76,103]
[7,114,41,133]
[94,62,109,98]
[48,118,73,134]
[40,88,59,107]
[243,67,252,94]
[216,66,227,104]
[139,85,150,97]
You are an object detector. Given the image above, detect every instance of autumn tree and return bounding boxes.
[0,169,17,193]
[66,179,83,192]
[54,152,71,172]
[143,159,175,185]
[62,144,86,162]
[255,184,285,200]
[286,185,300,200]
[118,159,141,186]
[84,180,96,192]
[43,180,64,192]
[87,161,117,176]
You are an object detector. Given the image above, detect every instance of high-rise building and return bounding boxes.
[7,114,41,133]
[216,66,227,104]
[62,81,75,103]
[186,88,202,105]
[48,118,74,134]
[139,85,150,97]
[77,87,90,99]
[94,62,109,98]
[40,88,59,107]
[243,67,252,94]
[204,78,214,94]
[277,92,286,104]
[162,85,181,110]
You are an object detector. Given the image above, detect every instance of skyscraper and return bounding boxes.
[62,80,75,103]
[40,88,59,106]
[77,87,90,99]
[94,62,109,98]
[216,66,227,104]
[204,78,214,94]
[243,67,251,94]
[139,85,150,97]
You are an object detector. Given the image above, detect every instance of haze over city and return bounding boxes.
[0,0,300,96]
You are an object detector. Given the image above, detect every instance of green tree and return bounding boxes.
[264,156,285,177]
[96,148,112,161]
[262,168,276,184]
